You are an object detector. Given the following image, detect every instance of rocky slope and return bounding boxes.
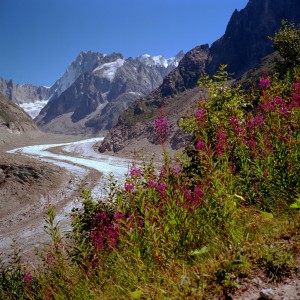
[35,52,184,135]
[0,92,37,133]
[98,0,300,154]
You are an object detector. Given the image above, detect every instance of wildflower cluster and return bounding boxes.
[154,100,169,145]
[182,70,300,210]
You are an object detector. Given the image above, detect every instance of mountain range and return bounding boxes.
[0,51,184,134]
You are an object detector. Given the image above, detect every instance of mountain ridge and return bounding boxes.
[98,0,300,154]
[207,0,300,77]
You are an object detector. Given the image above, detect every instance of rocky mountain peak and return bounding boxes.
[48,51,105,101]
[207,0,300,77]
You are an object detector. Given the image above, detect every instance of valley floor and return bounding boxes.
[0,131,129,262]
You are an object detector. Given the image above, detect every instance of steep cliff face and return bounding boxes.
[207,0,300,77]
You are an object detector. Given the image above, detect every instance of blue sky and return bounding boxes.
[0,0,248,87]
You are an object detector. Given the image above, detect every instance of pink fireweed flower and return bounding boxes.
[246,120,255,129]
[90,220,120,251]
[259,76,271,90]
[230,117,245,136]
[194,187,204,198]
[155,118,169,130]
[263,136,273,152]
[196,109,206,118]
[159,167,168,178]
[130,167,142,178]
[183,188,193,201]
[155,118,169,137]
[157,181,168,196]
[254,115,264,125]
[229,117,240,130]
[125,182,135,192]
[216,130,229,157]
[147,179,158,189]
[107,225,119,248]
[217,131,227,140]
[230,117,239,125]
[195,140,205,150]
[261,102,275,112]
[171,164,181,176]
[96,211,107,220]
[273,97,283,105]
[246,119,255,129]
[236,126,245,136]
[292,82,300,92]
[248,139,257,148]
[190,187,205,207]
[46,252,55,263]
[195,109,206,123]
[90,231,104,250]
[24,271,33,284]
[114,211,125,221]
[279,103,289,116]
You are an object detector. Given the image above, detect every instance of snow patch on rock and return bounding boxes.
[93,59,125,81]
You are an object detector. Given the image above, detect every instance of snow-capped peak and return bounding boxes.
[138,52,184,68]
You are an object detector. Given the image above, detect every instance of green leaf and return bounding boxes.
[130,290,143,299]
[290,201,300,209]
[189,246,208,256]
[232,259,245,266]
[261,212,274,219]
